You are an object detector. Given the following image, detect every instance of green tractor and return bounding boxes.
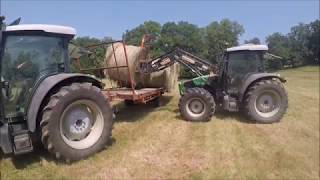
[0,18,114,161]
[178,44,288,123]
[141,44,288,123]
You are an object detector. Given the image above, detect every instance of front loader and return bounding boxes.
[0,17,114,161]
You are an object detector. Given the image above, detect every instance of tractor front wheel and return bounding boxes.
[179,88,215,122]
[40,83,114,162]
[244,79,288,123]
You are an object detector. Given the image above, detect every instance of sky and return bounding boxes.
[1,0,319,43]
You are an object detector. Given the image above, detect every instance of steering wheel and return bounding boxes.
[38,63,64,77]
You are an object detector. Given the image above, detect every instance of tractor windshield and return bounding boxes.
[228,51,262,76]
[227,50,263,94]
[1,35,67,118]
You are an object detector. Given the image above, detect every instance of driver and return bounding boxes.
[5,59,39,113]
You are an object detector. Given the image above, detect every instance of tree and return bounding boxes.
[71,36,106,75]
[204,19,244,63]
[157,21,204,55]
[123,21,161,46]
[120,19,245,77]
[0,16,6,30]
[307,20,320,64]
[157,21,205,78]
[266,20,320,67]
[266,32,291,66]
[244,37,261,44]
[287,23,311,66]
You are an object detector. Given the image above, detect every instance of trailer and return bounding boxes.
[73,40,164,105]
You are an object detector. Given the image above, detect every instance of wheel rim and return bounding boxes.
[186,98,206,118]
[60,99,104,150]
[254,90,281,118]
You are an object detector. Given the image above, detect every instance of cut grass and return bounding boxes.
[1,66,319,179]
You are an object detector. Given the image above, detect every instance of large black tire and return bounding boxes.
[40,83,114,162]
[179,88,215,122]
[244,79,288,123]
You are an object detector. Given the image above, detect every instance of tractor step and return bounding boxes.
[223,95,239,112]
[12,130,33,155]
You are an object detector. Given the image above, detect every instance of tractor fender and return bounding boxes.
[239,73,286,101]
[27,73,102,132]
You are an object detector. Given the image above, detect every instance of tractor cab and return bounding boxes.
[0,24,76,120]
[221,44,268,96]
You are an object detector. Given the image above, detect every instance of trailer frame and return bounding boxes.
[75,40,164,104]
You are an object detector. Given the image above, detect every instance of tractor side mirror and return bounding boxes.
[1,81,10,98]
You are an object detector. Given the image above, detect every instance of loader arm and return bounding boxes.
[139,48,215,77]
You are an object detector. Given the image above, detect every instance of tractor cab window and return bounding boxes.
[1,35,67,118]
[227,51,262,95]
[228,51,262,76]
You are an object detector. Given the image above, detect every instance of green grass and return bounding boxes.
[1,66,319,180]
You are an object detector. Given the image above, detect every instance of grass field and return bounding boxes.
[1,66,319,180]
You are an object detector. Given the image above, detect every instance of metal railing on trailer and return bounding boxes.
[74,40,164,104]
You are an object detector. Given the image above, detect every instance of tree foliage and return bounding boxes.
[203,19,244,62]
[71,19,319,77]
[123,21,161,46]
[266,20,320,67]
[122,19,244,77]
[70,36,112,75]
[307,20,320,63]
[157,21,204,56]
[123,19,244,62]
[244,37,261,44]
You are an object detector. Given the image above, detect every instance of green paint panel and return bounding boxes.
[179,75,210,95]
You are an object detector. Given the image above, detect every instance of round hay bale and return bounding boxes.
[104,43,179,92]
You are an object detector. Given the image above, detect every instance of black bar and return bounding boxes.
[80,65,129,72]
[86,40,123,48]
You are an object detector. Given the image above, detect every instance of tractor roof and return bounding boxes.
[5,24,76,36]
[226,44,268,52]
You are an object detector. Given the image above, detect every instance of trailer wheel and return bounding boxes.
[124,100,135,106]
[149,97,161,107]
[40,83,114,162]
[244,79,288,123]
[179,88,215,122]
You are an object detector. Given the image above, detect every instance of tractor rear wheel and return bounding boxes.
[244,79,288,123]
[179,88,215,122]
[40,83,114,162]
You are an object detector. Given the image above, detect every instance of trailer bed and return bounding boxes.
[103,88,164,103]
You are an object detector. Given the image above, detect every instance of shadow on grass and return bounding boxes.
[115,96,173,123]
[0,96,172,169]
[174,108,256,124]
[0,143,55,169]
[1,137,117,170]
[214,110,256,124]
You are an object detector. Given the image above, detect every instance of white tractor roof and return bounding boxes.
[226,44,268,52]
[5,24,76,35]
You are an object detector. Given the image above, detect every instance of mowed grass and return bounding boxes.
[0,66,319,180]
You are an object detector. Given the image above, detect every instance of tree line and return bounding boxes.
[71,19,319,75]
[123,19,244,63]
[266,20,319,67]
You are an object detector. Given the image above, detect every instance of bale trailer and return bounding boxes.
[73,40,165,106]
